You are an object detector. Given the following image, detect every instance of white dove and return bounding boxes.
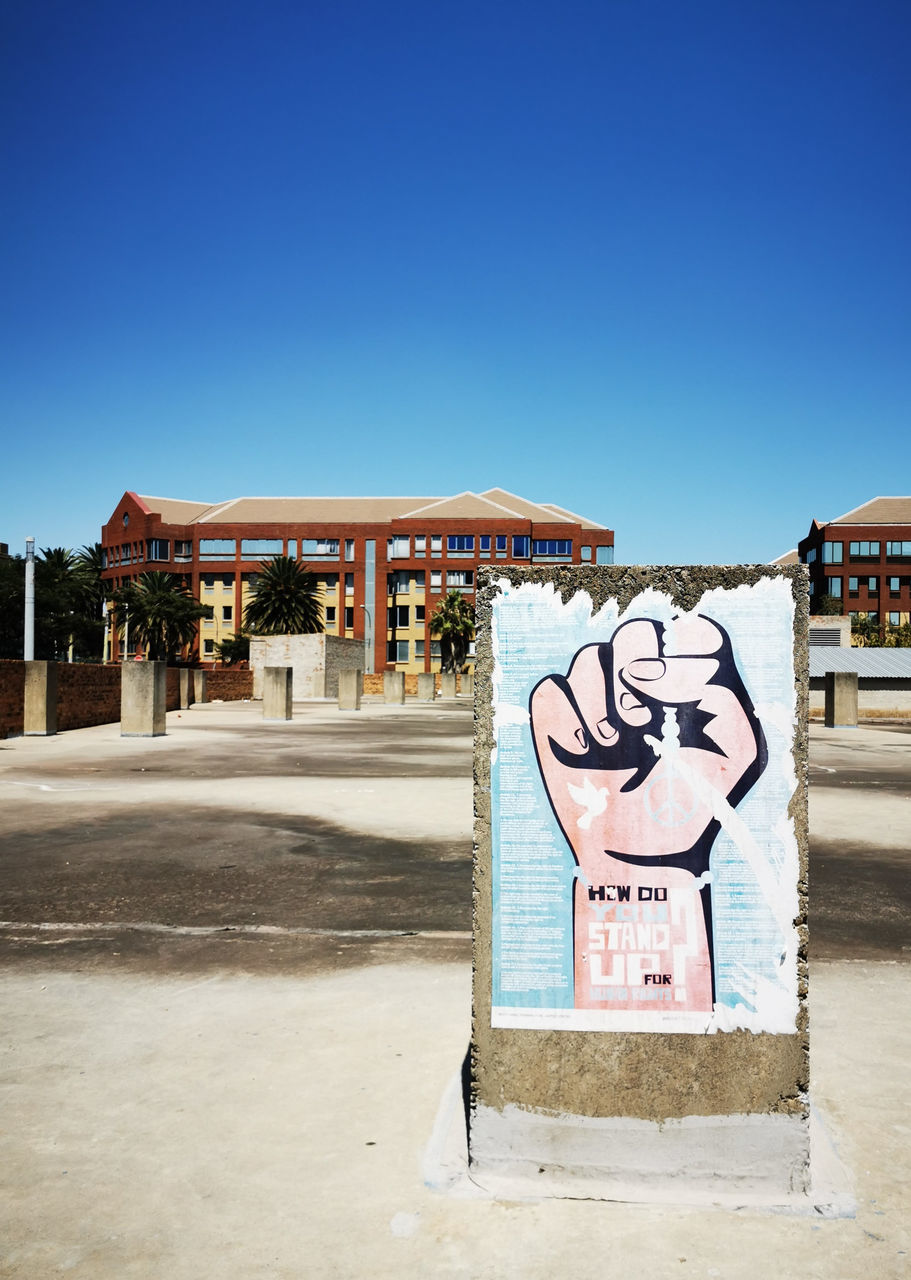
[567,775,609,829]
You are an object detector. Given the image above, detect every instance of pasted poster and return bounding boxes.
[490,576,800,1034]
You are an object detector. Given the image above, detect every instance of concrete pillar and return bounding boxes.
[338,669,362,710]
[439,672,457,699]
[179,669,192,710]
[383,671,405,704]
[195,671,208,704]
[471,564,810,1202]
[121,661,167,737]
[24,661,57,736]
[263,666,293,720]
[824,670,858,727]
[417,672,436,701]
[460,672,474,698]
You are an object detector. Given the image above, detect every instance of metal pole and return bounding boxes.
[24,537,35,660]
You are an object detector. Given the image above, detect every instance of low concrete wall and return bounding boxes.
[361,672,468,697]
[809,677,911,719]
[250,635,364,699]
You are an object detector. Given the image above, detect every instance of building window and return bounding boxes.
[200,539,236,561]
[826,577,842,598]
[446,569,474,589]
[868,577,879,597]
[821,542,843,564]
[431,535,442,553]
[388,537,410,559]
[323,574,338,594]
[413,571,425,590]
[532,539,572,558]
[345,539,355,561]
[203,639,214,656]
[415,605,425,622]
[430,640,441,658]
[388,605,409,628]
[388,570,410,594]
[121,544,132,565]
[889,577,901,597]
[299,538,340,559]
[431,570,442,590]
[241,539,282,560]
[387,639,410,663]
[447,534,474,553]
[325,606,336,625]
[415,536,426,555]
[174,540,192,561]
[889,611,900,626]
[345,573,354,595]
[886,541,911,558]
[848,577,859,597]
[222,606,233,622]
[512,535,530,558]
[596,546,614,564]
[805,548,817,564]
[344,606,354,629]
[415,639,425,657]
[849,541,880,560]
[495,535,507,552]
[480,535,491,552]
[581,545,592,561]
[202,575,215,590]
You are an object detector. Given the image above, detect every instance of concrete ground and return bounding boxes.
[0,702,909,1278]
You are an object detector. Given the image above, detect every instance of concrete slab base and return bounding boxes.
[428,1088,852,1215]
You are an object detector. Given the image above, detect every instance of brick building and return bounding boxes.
[797,496,911,627]
[100,489,614,671]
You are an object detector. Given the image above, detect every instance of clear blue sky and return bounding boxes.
[2,1,909,563]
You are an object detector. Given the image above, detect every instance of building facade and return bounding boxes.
[100,489,614,671]
[797,497,911,629]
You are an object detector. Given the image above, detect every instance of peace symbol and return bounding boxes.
[644,769,699,828]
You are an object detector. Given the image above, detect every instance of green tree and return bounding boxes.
[0,553,24,659]
[215,632,251,665]
[242,556,322,635]
[851,614,883,647]
[112,572,212,663]
[815,594,843,616]
[429,589,475,673]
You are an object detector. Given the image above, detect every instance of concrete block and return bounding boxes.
[195,671,208,703]
[824,670,858,727]
[417,672,436,701]
[23,665,57,737]
[439,672,457,699]
[263,666,293,720]
[338,668,362,710]
[121,661,167,737]
[179,669,192,710]
[24,661,57,736]
[383,672,405,704]
[472,564,810,1198]
[460,672,474,698]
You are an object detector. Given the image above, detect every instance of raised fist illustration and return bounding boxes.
[528,615,767,1011]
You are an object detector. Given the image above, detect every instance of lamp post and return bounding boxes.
[360,604,374,674]
[24,537,35,661]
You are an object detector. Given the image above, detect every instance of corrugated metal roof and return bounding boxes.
[809,649,911,678]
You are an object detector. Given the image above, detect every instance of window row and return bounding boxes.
[828,575,909,599]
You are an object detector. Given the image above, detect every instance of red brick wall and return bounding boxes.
[0,661,25,738]
[56,665,122,732]
[206,669,254,700]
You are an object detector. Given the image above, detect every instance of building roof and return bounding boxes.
[770,548,799,565]
[825,497,911,526]
[809,648,911,678]
[132,489,609,529]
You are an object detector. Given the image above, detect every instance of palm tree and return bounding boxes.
[243,556,322,635]
[429,589,475,673]
[74,543,110,660]
[112,572,212,662]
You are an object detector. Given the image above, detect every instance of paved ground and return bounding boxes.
[0,703,909,1277]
